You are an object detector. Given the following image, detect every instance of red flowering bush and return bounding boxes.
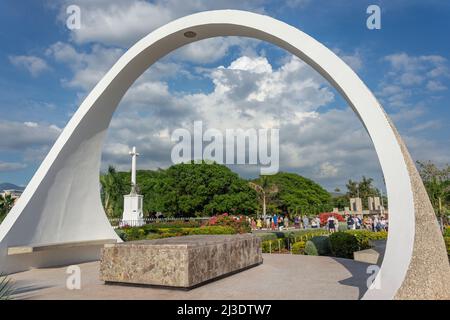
[204,213,251,234]
[319,212,345,226]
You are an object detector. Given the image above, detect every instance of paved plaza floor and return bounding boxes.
[9,254,371,300]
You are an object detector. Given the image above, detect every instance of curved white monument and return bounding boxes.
[0,10,448,299]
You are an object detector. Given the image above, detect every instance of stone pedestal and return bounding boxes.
[121,194,144,226]
[99,234,263,288]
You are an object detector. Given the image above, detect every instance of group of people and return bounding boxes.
[293,215,321,229]
[363,215,388,232]
[249,214,324,231]
[249,215,290,231]
[325,214,388,233]
[249,213,388,233]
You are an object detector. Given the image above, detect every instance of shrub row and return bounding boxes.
[344,230,388,250]
[444,226,450,237]
[116,225,236,241]
[261,229,389,259]
[445,236,450,257]
[291,241,306,254]
[328,232,359,258]
[305,236,331,256]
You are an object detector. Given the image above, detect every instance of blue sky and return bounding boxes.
[0,0,449,192]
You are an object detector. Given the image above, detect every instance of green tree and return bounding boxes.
[345,176,380,209]
[121,162,259,217]
[249,175,278,217]
[100,166,128,218]
[0,194,15,223]
[416,160,450,228]
[252,172,332,215]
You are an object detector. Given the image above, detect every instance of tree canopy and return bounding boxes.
[251,172,332,215]
[102,161,259,218]
[345,176,382,209]
[416,160,450,220]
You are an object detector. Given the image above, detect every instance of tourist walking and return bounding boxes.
[294,216,300,229]
[355,215,362,229]
[347,215,355,230]
[327,215,336,233]
[373,215,379,231]
[315,216,321,229]
[251,218,256,230]
[278,216,284,230]
[302,215,309,229]
[256,218,262,230]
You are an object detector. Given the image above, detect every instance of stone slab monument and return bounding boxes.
[100,234,263,288]
[350,197,363,213]
[368,196,382,211]
[121,146,144,227]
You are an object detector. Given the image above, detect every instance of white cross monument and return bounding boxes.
[121,146,144,226]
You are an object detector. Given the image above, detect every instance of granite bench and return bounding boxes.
[99,234,263,288]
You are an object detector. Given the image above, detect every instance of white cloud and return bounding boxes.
[318,162,339,178]
[56,0,266,47]
[46,42,124,90]
[99,54,385,190]
[0,120,61,159]
[9,55,49,77]
[382,53,449,90]
[333,48,363,72]
[378,52,450,129]
[426,80,447,92]
[0,162,27,172]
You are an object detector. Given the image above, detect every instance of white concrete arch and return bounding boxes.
[0,9,445,299]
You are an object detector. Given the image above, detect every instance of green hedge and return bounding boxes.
[291,241,306,255]
[261,239,285,253]
[444,236,450,256]
[255,233,278,242]
[304,236,331,256]
[344,230,388,250]
[119,225,236,241]
[286,229,329,242]
[347,230,371,250]
[444,227,450,237]
[329,232,359,259]
[187,226,235,235]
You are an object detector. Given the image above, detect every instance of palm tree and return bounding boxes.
[249,176,278,217]
[100,166,127,218]
[0,273,14,300]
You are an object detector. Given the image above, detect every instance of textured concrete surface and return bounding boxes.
[100,235,262,288]
[354,240,385,265]
[10,254,371,300]
[388,118,450,300]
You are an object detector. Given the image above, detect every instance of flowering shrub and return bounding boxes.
[204,213,251,234]
[319,212,345,226]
